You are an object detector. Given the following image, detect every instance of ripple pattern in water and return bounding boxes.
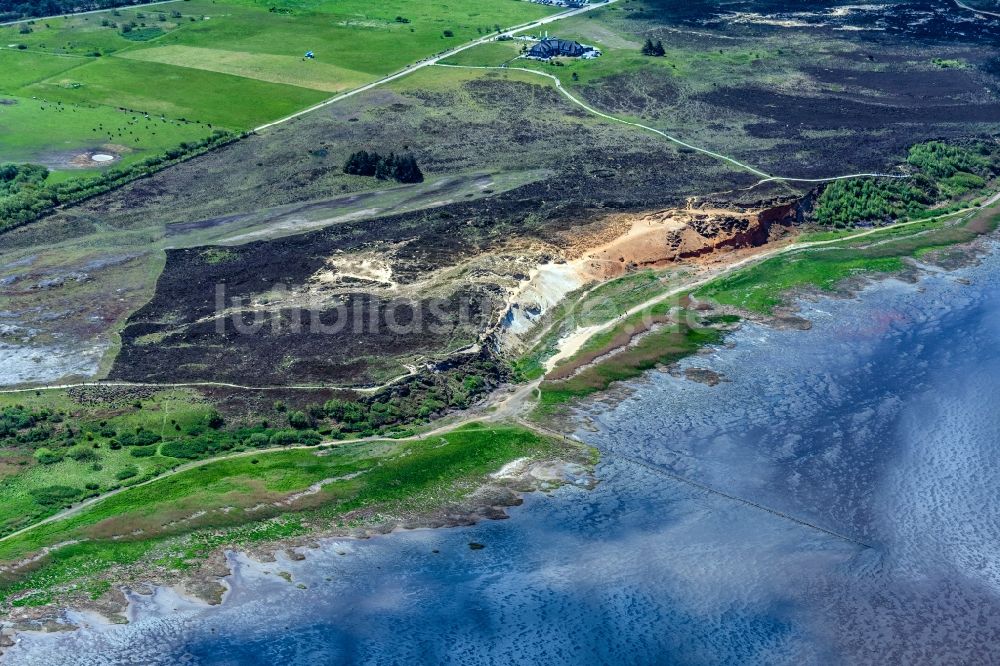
[7,250,1000,665]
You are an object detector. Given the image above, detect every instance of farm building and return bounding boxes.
[527,38,597,60]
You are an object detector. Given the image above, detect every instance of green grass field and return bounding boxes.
[0,388,226,536]
[0,0,558,181]
[0,422,569,608]
[0,95,212,173]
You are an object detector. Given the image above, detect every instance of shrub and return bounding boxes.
[245,433,270,448]
[116,465,139,481]
[206,410,225,429]
[288,410,311,429]
[129,445,158,458]
[66,445,99,462]
[34,447,63,465]
[160,435,235,460]
[269,430,301,447]
[298,430,322,446]
[30,485,82,507]
[325,399,367,424]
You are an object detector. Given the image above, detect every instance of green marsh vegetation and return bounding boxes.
[0,421,571,609]
[813,141,998,228]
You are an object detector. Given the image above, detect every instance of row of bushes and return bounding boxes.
[343,150,424,184]
[813,141,998,227]
[157,427,322,459]
[0,129,237,234]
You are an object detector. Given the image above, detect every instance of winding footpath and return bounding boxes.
[436,63,910,186]
[4,201,993,550]
[541,201,994,372]
[0,366,420,396]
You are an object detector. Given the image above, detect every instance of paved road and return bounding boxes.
[0,0,182,26]
[252,0,621,134]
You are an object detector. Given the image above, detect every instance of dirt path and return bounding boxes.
[3,195,988,548]
[436,63,910,186]
[542,201,994,371]
[0,366,420,396]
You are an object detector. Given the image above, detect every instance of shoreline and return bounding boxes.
[0,450,597,647]
[1,210,996,649]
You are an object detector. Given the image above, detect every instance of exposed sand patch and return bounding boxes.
[501,200,800,357]
[503,262,587,337]
[311,252,397,290]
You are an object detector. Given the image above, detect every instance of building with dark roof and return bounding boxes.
[527,38,589,60]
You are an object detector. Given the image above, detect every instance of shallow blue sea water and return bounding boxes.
[6,248,1000,665]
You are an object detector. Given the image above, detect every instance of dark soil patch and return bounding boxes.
[699,87,1000,130]
[580,69,681,118]
[801,66,993,104]
[33,148,122,171]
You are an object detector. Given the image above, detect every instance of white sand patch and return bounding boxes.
[311,253,396,289]
[503,263,586,337]
[489,457,532,479]
[543,323,603,374]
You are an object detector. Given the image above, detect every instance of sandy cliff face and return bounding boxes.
[573,200,801,280]
[495,198,804,350]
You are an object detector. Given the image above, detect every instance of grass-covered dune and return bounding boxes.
[0,421,580,609]
[533,204,1000,416]
[699,205,1000,314]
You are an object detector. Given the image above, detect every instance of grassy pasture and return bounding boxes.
[0,422,567,607]
[119,45,371,93]
[0,0,558,183]
[0,95,212,172]
[0,49,87,89]
[18,56,328,128]
[440,39,524,67]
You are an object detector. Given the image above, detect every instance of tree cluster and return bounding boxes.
[0,130,235,234]
[343,151,424,184]
[641,38,665,57]
[814,141,999,227]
